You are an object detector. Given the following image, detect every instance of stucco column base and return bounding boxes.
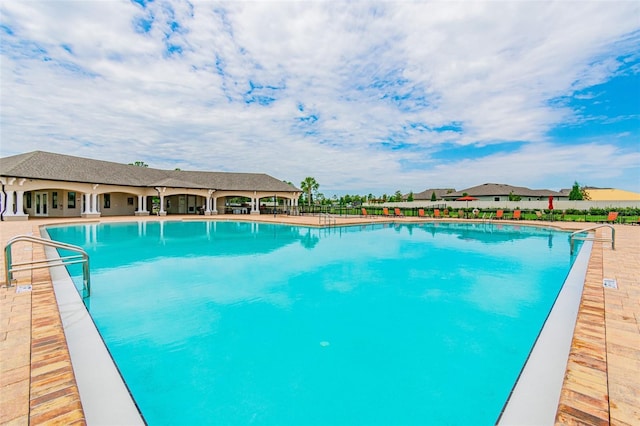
[3,215,29,221]
[158,211,167,216]
[204,211,212,216]
[81,213,102,219]
[134,211,150,216]
[250,211,261,215]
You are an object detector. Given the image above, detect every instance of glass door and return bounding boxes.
[35,191,48,216]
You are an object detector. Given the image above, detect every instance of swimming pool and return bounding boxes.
[47,220,583,425]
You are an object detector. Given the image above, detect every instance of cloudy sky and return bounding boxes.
[1,1,639,196]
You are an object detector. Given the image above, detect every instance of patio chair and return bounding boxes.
[513,210,521,220]
[535,211,543,220]
[394,208,404,217]
[418,209,427,218]
[458,209,465,219]
[433,209,441,218]
[361,208,368,217]
[606,212,618,223]
[496,210,504,220]
[382,208,391,217]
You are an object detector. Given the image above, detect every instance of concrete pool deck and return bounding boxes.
[1,215,638,425]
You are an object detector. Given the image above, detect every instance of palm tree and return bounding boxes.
[300,177,319,207]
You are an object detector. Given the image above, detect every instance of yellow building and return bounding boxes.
[584,188,640,201]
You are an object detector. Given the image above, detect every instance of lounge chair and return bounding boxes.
[513,210,521,220]
[535,211,543,220]
[361,208,368,217]
[458,210,465,219]
[382,207,391,216]
[433,209,441,218]
[606,212,618,223]
[394,208,404,217]
[418,209,427,218]
[495,210,504,220]
[443,209,450,217]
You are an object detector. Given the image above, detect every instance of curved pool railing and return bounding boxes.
[3,234,91,297]
[569,224,615,254]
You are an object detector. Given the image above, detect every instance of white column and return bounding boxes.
[142,196,147,213]
[15,190,25,216]
[212,196,218,214]
[137,195,144,213]
[91,193,99,213]
[158,194,165,214]
[4,190,15,215]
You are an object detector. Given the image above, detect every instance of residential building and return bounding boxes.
[0,151,301,221]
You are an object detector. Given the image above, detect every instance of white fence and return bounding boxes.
[372,200,640,210]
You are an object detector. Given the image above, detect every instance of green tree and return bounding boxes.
[394,190,403,202]
[407,191,414,202]
[569,181,584,200]
[431,191,437,201]
[508,191,522,201]
[129,161,148,167]
[300,177,319,206]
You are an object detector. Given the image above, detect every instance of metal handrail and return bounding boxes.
[569,224,615,254]
[319,213,336,227]
[4,235,91,297]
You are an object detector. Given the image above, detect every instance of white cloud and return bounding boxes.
[1,1,639,195]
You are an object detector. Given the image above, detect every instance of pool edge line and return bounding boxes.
[41,227,146,426]
[498,239,592,425]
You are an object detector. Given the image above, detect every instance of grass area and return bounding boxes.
[305,206,640,224]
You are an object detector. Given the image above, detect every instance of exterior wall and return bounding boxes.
[1,177,301,219]
[101,192,137,216]
[377,200,640,210]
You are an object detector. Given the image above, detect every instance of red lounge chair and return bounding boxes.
[496,210,504,220]
[418,209,426,218]
[513,210,521,220]
[434,209,441,218]
[394,208,404,217]
[606,212,618,223]
[383,208,391,216]
[361,208,368,217]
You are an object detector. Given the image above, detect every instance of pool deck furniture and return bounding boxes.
[513,210,521,220]
[394,208,404,217]
[607,211,619,224]
[496,209,504,219]
[1,216,639,425]
[418,208,427,218]
[382,208,391,217]
[434,209,441,218]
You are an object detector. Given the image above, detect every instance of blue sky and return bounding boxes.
[1,1,639,196]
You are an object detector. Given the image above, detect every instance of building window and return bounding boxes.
[68,192,76,208]
[127,197,134,205]
[52,192,58,208]
[26,192,32,209]
[104,194,111,208]
[494,197,500,202]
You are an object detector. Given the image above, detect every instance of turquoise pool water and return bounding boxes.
[47,221,580,425]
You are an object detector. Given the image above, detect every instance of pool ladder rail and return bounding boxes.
[569,224,615,255]
[319,213,337,227]
[3,235,91,297]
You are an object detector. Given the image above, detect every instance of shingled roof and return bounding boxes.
[0,151,299,192]
[412,188,456,200]
[445,183,562,198]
